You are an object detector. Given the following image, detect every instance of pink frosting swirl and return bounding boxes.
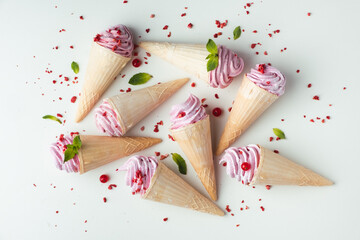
[119,155,158,195]
[219,144,260,185]
[209,45,244,88]
[95,101,123,136]
[50,134,80,173]
[94,24,134,57]
[246,64,286,96]
[170,94,207,130]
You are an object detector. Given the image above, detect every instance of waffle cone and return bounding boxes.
[107,78,189,135]
[216,76,279,155]
[75,42,130,122]
[250,146,333,186]
[170,116,217,201]
[142,162,224,216]
[139,42,209,84]
[78,135,161,174]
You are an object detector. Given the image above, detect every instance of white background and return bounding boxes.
[0,0,359,239]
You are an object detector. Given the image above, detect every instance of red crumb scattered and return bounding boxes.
[281,119,284,121]
[276,137,280,141]
[126,88,131,92]
[167,134,175,142]
[57,113,63,118]
[253,30,257,33]
[181,13,186,17]
[310,119,315,122]
[150,14,155,18]
[222,162,227,167]
[251,43,257,49]
[212,108,222,117]
[70,96,77,103]
[70,45,74,49]
[99,174,109,183]
[85,220,87,223]
[191,82,196,87]
[132,59,141,67]
[157,120,163,125]
[240,208,243,211]
[236,224,240,227]
[153,125,159,133]
[260,206,265,211]
[225,205,231,212]
[296,70,300,73]
[274,150,279,154]
[163,25,169,30]
[140,126,145,131]
[343,87,347,90]
[167,32,172,38]
[231,213,235,216]
[163,218,168,222]
[241,200,244,203]
[313,95,320,100]
[264,51,268,55]
[307,12,311,16]
[56,211,59,214]
[269,137,274,142]
[187,23,193,29]
[308,83,312,88]
[79,16,84,20]
[215,93,219,99]
[228,107,232,112]
[322,119,325,123]
[123,0,128,3]
[160,154,169,160]
[103,197,107,203]
[155,152,160,157]
[201,98,206,103]
[33,184,37,187]
[145,28,150,33]
[246,11,250,14]
[108,184,117,190]
[266,185,271,190]
[326,116,330,120]
[202,104,208,108]
[215,19,228,29]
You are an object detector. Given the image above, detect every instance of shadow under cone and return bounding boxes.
[142,162,224,216]
[78,135,162,174]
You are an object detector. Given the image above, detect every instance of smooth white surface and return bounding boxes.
[0,0,359,239]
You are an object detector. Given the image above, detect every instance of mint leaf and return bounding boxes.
[207,55,219,72]
[206,39,218,54]
[233,26,241,40]
[273,128,286,139]
[42,115,62,124]
[71,61,79,74]
[72,135,82,149]
[63,135,82,163]
[171,153,187,175]
[206,53,216,60]
[128,73,153,85]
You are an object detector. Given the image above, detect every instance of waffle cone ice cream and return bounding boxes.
[78,135,161,174]
[139,42,209,84]
[142,162,224,216]
[170,116,217,201]
[106,78,189,135]
[75,42,131,122]
[251,146,333,186]
[216,76,279,155]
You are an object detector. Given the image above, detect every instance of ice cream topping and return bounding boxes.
[95,100,123,136]
[170,94,207,129]
[50,134,80,173]
[209,46,244,88]
[246,64,286,96]
[119,155,158,195]
[219,144,260,185]
[94,24,134,57]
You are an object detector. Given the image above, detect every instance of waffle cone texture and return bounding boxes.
[142,162,224,216]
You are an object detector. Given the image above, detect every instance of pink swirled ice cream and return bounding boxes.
[94,24,134,57]
[209,45,244,88]
[170,94,207,130]
[119,155,158,195]
[219,144,260,185]
[50,134,80,173]
[95,101,122,136]
[246,64,286,96]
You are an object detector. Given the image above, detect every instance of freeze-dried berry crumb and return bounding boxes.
[313,95,320,100]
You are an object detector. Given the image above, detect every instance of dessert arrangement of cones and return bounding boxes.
[216,64,286,155]
[139,40,244,88]
[95,78,189,136]
[119,155,224,216]
[219,144,333,186]
[50,133,161,174]
[75,24,134,123]
[169,94,217,201]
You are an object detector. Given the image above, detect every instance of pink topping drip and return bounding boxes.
[219,144,260,185]
[50,134,80,173]
[209,45,244,88]
[119,155,158,195]
[246,64,286,96]
[95,101,123,136]
[170,94,207,130]
[94,24,134,57]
